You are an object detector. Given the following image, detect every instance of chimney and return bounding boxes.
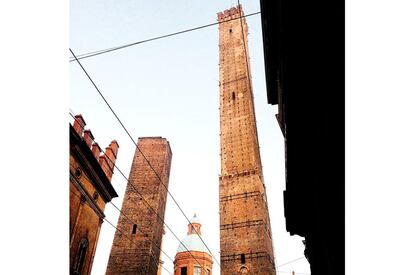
[91,142,101,160]
[83,129,94,148]
[109,140,119,158]
[73,114,86,136]
[99,140,119,181]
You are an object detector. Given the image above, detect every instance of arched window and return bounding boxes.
[72,238,88,275]
[132,224,137,234]
[240,266,248,274]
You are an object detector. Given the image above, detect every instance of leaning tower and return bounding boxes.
[217,5,276,275]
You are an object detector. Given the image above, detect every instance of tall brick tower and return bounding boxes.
[105,137,172,275]
[217,6,276,275]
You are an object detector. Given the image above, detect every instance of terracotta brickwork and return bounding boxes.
[70,114,118,275]
[174,251,213,275]
[106,137,172,275]
[217,5,276,275]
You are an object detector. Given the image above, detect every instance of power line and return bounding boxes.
[69,189,173,275]
[109,199,175,263]
[68,111,174,265]
[69,11,260,62]
[278,271,310,275]
[277,256,306,268]
[69,112,212,274]
[68,152,174,265]
[69,48,221,269]
[69,112,211,274]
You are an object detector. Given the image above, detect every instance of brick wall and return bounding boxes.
[106,137,172,275]
[218,5,276,275]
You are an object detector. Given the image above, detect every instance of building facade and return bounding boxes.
[106,137,172,275]
[217,6,276,275]
[174,214,213,275]
[70,114,119,275]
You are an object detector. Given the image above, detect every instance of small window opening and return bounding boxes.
[229,29,233,33]
[241,253,246,264]
[232,92,236,100]
[132,224,137,234]
[180,266,187,275]
[75,167,82,178]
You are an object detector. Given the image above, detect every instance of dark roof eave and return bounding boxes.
[70,124,118,201]
[260,0,281,105]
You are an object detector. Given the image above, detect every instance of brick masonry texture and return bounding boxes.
[174,250,213,275]
[218,6,276,275]
[105,137,172,275]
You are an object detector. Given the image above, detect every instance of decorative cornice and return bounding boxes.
[70,124,118,202]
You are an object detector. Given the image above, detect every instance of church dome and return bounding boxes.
[176,214,210,254]
[176,234,210,253]
[189,213,201,224]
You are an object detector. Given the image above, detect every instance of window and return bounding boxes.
[194,266,202,275]
[232,92,236,100]
[207,269,210,275]
[181,266,187,275]
[132,224,137,234]
[75,167,82,178]
[241,253,246,264]
[72,238,88,275]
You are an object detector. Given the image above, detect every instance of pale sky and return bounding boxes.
[70,1,310,274]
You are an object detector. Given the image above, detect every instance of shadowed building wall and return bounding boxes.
[105,137,172,275]
[259,0,345,274]
[217,5,276,275]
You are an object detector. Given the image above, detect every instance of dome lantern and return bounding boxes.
[174,213,213,275]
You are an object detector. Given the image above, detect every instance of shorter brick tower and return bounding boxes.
[106,137,172,275]
[174,214,213,275]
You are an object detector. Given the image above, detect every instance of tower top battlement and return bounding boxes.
[217,5,244,22]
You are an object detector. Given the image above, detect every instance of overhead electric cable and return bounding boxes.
[69,11,260,62]
[68,151,174,264]
[277,256,306,268]
[69,189,173,275]
[69,112,212,274]
[69,49,221,269]
[278,271,310,275]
